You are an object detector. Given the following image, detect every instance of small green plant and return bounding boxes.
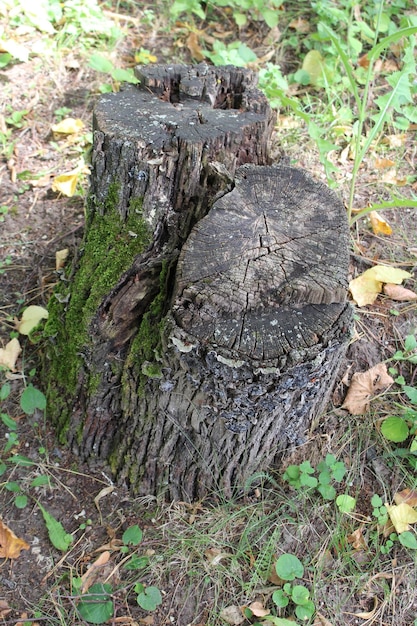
[272,553,315,622]
[371,494,389,526]
[73,524,161,624]
[88,53,139,92]
[283,454,346,501]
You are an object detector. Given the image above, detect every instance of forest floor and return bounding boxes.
[1,2,417,626]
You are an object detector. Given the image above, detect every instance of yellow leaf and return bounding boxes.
[369,211,392,235]
[0,39,30,62]
[349,265,412,306]
[52,170,80,197]
[342,363,394,415]
[17,305,49,335]
[0,338,21,371]
[385,502,417,533]
[302,49,325,86]
[0,519,30,559]
[51,118,84,135]
[55,248,69,270]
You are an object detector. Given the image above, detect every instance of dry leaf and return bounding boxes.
[0,338,22,370]
[81,551,111,592]
[394,488,417,507]
[219,605,245,625]
[314,612,335,626]
[51,118,84,135]
[381,170,407,186]
[383,283,417,301]
[349,265,412,307]
[17,305,49,335]
[381,133,406,148]
[374,157,395,169]
[0,600,12,618]
[288,17,310,33]
[342,363,394,415]
[52,170,80,197]
[186,32,204,61]
[248,601,270,618]
[347,525,368,550]
[205,547,231,565]
[369,211,392,236]
[56,248,69,271]
[385,502,417,533]
[357,53,370,68]
[355,596,378,619]
[0,519,30,558]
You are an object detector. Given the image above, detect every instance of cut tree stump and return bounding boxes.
[44,64,352,501]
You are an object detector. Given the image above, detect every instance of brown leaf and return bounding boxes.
[186,32,204,61]
[0,600,12,618]
[288,17,310,33]
[347,525,368,550]
[374,157,395,169]
[248,601,270,617]
[219,606,245,625]
[314,612,335,626]
[383,283,417,301]
[357,53,369,68]
[81,551,111,593]
[0,519,30,559]
[394,488,417,507]
[342,363,394,415]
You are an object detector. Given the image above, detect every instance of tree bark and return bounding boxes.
[44,64,352,501]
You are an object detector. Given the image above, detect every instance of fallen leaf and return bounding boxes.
[394,489,417,507]
[17,305,49,335]
[349,265,412,306]
[186,32,204,61]
[248,601,270,618]
[56,248,69,270]
[51,118,84,135]
[381,170,407,186]
[357,53,369,68]
[369,211,392,236]
[205,546,231,565]
[347,526,368,550]
[385,502,417,533]
[383,283,417,301]
[381,133,406,148]
[219,605,245,625]
[0,519,30,558]
[288,17,310,33]
[374,157,395,169]
[52,169,81,197]
[0,38,30,62]
[355,596,378,619]
[314,612,335,626]
[81,551,111,593]
[0,338,22,370]
[0,600,12,618]
[342,363,394,415]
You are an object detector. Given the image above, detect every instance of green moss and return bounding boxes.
[44,184,151,435]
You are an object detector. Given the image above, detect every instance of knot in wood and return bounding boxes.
[173,165,350,362]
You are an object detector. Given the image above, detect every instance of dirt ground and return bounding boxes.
[1,9,417,626]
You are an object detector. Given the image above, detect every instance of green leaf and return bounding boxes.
[36,501,73,551]
[110,68,139,84]
[317,484,336,500]
[123,554,149,570]
[336,494,356,513]
[295,599,315,620]
[404,335,417,352]
[20,385,46,415]
[0,382,11,400]
[5,481,21,492]
[15,494,28,509]
[291,584,310,605]
[135,585,162,611]
[398,531,417,549]
[272,589,289,608]
[77,583,114,624]
[122,524,143,546]
[89,53,114,74]
[275,553,304,581]
[1,413,17,430]
[9,454,34,466]
[381,416,409,442]
[31,475,52,488]
[403,386,417,404]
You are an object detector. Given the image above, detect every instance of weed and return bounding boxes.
[283,454,346,501]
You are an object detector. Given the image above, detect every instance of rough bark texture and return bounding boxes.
[44,64,352,501]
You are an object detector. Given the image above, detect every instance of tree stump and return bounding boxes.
[44,64,352,501]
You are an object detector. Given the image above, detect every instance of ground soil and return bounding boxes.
[1,6,417,626]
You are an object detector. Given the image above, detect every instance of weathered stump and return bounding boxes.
[44,64,352,501]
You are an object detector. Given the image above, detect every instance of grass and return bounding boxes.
[0,0,417,624]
